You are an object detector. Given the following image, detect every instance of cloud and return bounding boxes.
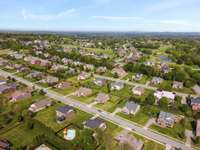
[21,8,76,21]
[159,20,191,26]
[147,0,195,11]
[92,16,144,21]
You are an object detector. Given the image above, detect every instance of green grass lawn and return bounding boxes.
[123,72,149,84]
[110,85,133,99]
[51,86,78,95]
[117,109,150,126]
[35,103,92,132]
[150,123,186,142]
[0,123,43,148]
[130,132,165,150]
[95,95,121,112]
[70,94,96,104]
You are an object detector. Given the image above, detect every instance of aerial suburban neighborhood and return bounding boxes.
[0,32,200,150]
[0,0,200,148]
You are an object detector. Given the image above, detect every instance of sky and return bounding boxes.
[1,0,200,32]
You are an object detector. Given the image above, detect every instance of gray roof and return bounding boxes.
[0,83,16,93]
[32,99,52,108]
[125,101,139,112]
[111,81,124,87]
[85,118,104,128]
[191,97,200,105]
[57,106,74,114]
[158,111,175,124]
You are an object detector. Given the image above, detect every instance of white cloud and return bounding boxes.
[21,8,76,21]
[92,16,144,21]
[159,20,191,26]
[147,0,196,11]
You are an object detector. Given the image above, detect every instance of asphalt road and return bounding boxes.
[0,69,195,150]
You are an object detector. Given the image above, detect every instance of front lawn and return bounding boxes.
[150,123,186,141]
[35,103,92,132]
[117,110,150,126]
[95,95,121,112]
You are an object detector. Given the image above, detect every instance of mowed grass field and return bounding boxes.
[34,103,93,132]
[0,123,43,147]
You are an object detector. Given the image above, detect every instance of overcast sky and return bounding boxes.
[1,0,200,32]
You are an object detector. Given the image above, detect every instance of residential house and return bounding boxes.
[94,77,106,86]
[191,97,200,111]
[0,80,6,85]
[132,87,144,96]
[95,93,110,104]
[116,48,126,57]
[0,83,16,94]
[122,101,140,115]
[96,67,107,73]
[26,71,44,79]
[28,99,52,113]
[157,111,175,128]
[172,81,183,89]
[42,76,59,85]
[78,72,91,80]
[51,64,67,72]
[74,87,92,97]
[196,119,200,137]
[110,82,124,91]
[154,90,176,103]
[10,90,31,102]
[134,73,143,81]
[62,58,73,65]
[9,52,24,60]
[151,77,163,85]
[0,139,11,150]
[55,81,71,89]
[83,64,94,71]
[112,67,127,78]
[160,62,170,74]
[0,59,8,66]
[56,105,76,123]
[84,118,106,130]
[115,131,144,150]
[144,61,155,66]
[193,85,200,95]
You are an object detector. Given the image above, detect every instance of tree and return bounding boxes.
[107,83,110,93]
[95,129,113,150]
[26,118,34,130]
[159,97,169,108]
[145,93,155,105]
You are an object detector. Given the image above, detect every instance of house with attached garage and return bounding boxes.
[110,81,124,91]
[55,81,71,89]
[84,118,106,130]
[0,83,16,94]
[95,93,110,104]
[56,105,76,123]
[112,67,127,78]
[78,72,91,81]
[157,111,176,128]
[10,90,31,102]
[191,97,200,111]
[132,86,144,96]
[94,77,107,86]
[74,87,92,97]
[28,99,52,113]
[154,90,176,103]
[172,81,183,89]
[151,77,163,85]
[122,101,140,115]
